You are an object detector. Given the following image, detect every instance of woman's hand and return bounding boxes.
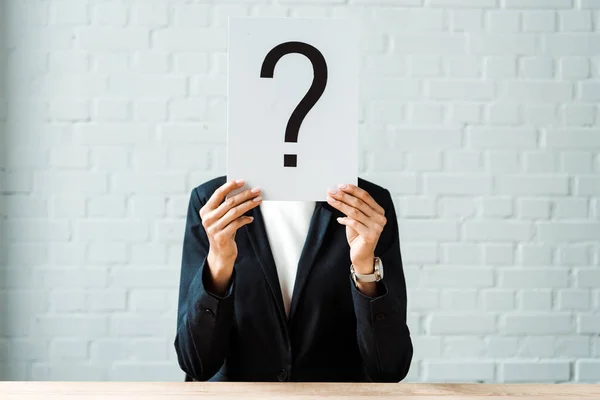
[326,184,387,276]
[201,179,262,294]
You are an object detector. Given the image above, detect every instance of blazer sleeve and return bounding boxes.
[174,187,236,381]
[350,188,413,383]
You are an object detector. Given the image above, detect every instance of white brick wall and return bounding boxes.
[0,0,599,383]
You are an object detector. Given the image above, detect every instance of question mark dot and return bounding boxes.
[284,154,297,167]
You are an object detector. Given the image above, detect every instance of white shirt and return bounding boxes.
[260,201,316,317]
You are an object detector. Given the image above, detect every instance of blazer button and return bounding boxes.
[277,369,288,382]
[375,313,386,321]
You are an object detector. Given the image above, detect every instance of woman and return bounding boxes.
[174,176,412,382]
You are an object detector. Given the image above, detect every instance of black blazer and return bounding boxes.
[174,176,413,382]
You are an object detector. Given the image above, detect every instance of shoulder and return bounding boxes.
[190,175,227,204]
[357,177,392,207]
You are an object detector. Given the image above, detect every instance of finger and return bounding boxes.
[327,195,373,227]
[336,216,371,238]
[220,215,255,239]
[328,188,384,225]
[213,196,262,232]
[202,179,246,215]
[210,187,261,222]
[339,184,385,216]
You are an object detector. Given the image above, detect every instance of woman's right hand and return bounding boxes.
[200,179,262,295]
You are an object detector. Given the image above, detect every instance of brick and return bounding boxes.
[75,123,152,145]
[547,129,600,148]
[3,220,70,242]
[562,104,596,126]
[576,176,600,195]
[91,147,129,170]
[441,244,482,264]
[78,28,149,50]
[131,52,169,74]
[35,316,108,337]
[557,245,590,265]
[50,146,89,169]
[153,29,227,51]
[500,361,570,383]
[575,268,600,288]
[486,337,519,357]
[109,316,174,336]
[394,128,462,149]
[113,173,186,195]
[484,56,517,78]
[446,56,481,78]
[108,362,182,382]
[362,173,418,195]
[488,11,521,32]
[517,199,551,220]
[92,3,128,26]
[484,244,515,265]
[518,336,555,357]
[90,339,130,363]
[129,290,170,312]
[555,337,591,357]
[409,104,444,124]
[450,10,483,32]
[77,221,148,242]
[501,82,572,101]
[578,315,600,334]
[131,244,168,265]
[424,175,492,195]
[2,339,46,361]
[486,103,521,125]
[51,290,86,312]
[538,222,600,242]
[504,314,573,335]
[402,243,439,263]
[5,196,47,218]
[429,314,496,334]
[108,76,186,97]
[173,53,210,74]
[49,50,88,73]
[464,221,533,241]
[557,289,591,310]
[522,11,557,32]
[445,151,483,172]
[5,244,48,266]
[438,197,476,217]
[111,267,175,289]
[500,268,569,289]
[560,11,593,31]
[50,339,88,360]
[486,151,521,173]
[483,289,516,310]
[424,361,495,383]
[428,0,497,6]
[412,336,442,358]
[561,152,593,173]
[580,82,600,101]
[88,196,126,218]
[394,34,466,54]
[576,360,600,382]
[553,198,589,218]
[133,100,167,122]
[519,290,553,310]
[408,55,442,77]
[398,196,437,218]
[430,81,495,100]
[520,57,554,78]
[496,175,568,195]
[399,221,459,241]
[407,289,440,311]
[131,195,166,218]
[48,100,90,122]
[443,337,485,358]
[471,35,537,55]
[92,99,130,121]
[172,5,210,27]
[504,0,573,8]
[131,3,168,27]
[421,266,494,288]
[156,220,186,242]
[31,364,107,381]
[49,0,88,25]
[440,289,478,310]
[88,243,128,264]
[546,34,600,55]
[523,104,559,125]
[87,290,127,312]
[131,148,168,171]
[559,57,591,79]
[48,244,86,266]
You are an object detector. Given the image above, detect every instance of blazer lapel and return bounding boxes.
[289,201,334,321]
[244,205,286,321]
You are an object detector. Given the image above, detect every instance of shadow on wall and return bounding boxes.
[0,0,9,380]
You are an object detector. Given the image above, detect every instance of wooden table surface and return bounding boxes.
[1,382,600,400]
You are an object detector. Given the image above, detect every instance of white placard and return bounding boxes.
[227,17,358,201]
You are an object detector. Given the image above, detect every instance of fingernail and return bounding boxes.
[253,196,262,202]
[338,184,347,189]
[327,196,336,203]
[251,187,261,193]
[328,188,338,195]
[235,179,245,184]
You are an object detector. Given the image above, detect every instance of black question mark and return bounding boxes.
[260,41,328,168]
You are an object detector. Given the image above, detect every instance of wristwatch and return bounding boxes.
[350,257,384,285]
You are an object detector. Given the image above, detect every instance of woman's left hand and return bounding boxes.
[326,184,387,275]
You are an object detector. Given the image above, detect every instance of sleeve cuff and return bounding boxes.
[187,257,236,322]
[350,275,395,324]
